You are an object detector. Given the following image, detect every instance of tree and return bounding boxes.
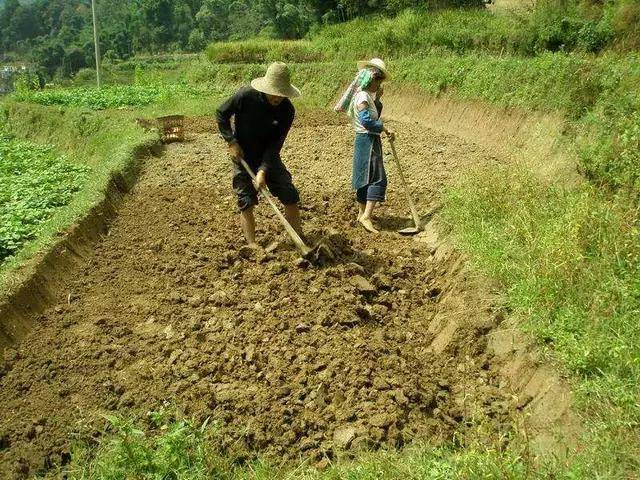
[0,0,21,51]
[61,46,86,76]
[173,2,195,49]
[32,40,65,76]
[258,0,314,39]
[188,28,206,51]
[196,0,230,41]
[228,0,263,40]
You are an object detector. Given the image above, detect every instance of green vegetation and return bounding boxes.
[61,412,570,479]
[13,83,209,110]
[3,0,640,477]
[205,0,640,63]
[2,0,639,84]
[444,169,640,473]
[0,101,158,287]
[0,132,89,261]
[206,40,324,64]
[0,0,481,82]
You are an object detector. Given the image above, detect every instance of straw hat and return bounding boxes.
[357,58,389,80]
[251,62,301,98]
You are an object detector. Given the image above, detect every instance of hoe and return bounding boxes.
[389,137,422,235]
[238,157,334,266]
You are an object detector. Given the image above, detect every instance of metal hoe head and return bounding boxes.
[302,241,336,266]
[398,226,421,236]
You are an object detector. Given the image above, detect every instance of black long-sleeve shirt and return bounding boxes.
[216,86,295,173]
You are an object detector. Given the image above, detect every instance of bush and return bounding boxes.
[205,40,324,64]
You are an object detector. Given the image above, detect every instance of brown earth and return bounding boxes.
[0,111,540,477]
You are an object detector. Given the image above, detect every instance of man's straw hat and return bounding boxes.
[251,62,301,98]
[357,58,389,80]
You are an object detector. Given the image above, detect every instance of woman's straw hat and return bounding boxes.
[357,58,389,80]
[251,62,301,98]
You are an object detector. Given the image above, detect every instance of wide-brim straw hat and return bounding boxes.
[251,62,301,98]
[357,57,389,80]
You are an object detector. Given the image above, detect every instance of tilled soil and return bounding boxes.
[0,112,514,478]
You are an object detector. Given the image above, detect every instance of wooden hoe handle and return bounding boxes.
[237,158,310,257]
[388,138,421,230]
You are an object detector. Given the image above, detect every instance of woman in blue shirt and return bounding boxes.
[349,58,394,233]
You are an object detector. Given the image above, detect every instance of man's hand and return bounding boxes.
[228,142,244,164]
[254,170,267,190]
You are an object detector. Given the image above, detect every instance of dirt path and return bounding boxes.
[0,112,515,477]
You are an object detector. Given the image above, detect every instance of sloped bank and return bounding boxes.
[0,101,160,351]
[381,82,639,474]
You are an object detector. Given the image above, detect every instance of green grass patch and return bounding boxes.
[204,4,628,67]
[11,83,213,110]
[206,39,324,64]
[0,133,89,262]
[55,408,637,478]
[310,9,520,58]
[443,165,640,476]
[55,411,564,480]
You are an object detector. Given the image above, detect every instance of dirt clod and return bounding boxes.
[350,275,377,294]
[333,426,357,449]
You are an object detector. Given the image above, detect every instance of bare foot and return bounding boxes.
[358,216,379,233]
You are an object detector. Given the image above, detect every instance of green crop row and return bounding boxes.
[12,83,214,110]
[0,132,89,262]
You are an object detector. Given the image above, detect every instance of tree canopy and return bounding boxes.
[0,0,483,79]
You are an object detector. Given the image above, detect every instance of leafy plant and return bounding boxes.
[12,83,212,110]
[0,133,90,262]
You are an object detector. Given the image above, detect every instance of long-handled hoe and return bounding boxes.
[237,157,334,265]
[388,137,423,235]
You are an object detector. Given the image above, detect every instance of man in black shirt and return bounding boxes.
[216,62,302,246]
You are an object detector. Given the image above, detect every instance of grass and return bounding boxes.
[55,410,579,480]
[204,2,632,67]
[443,166,640,473]
[206,40,324,64]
